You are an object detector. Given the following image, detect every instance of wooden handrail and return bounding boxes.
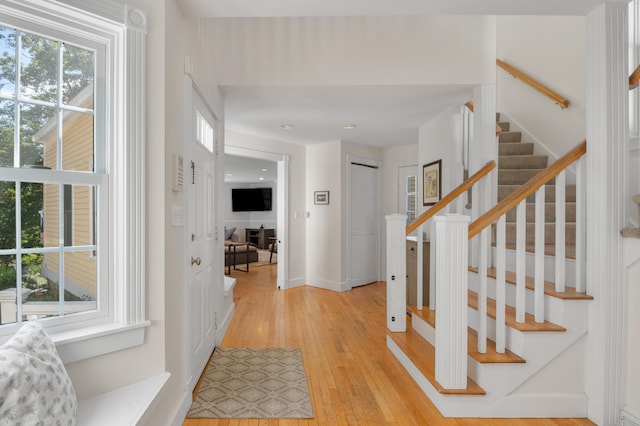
[406,160,496,235]
[468,140,586,239]
[630,64,640,90]
[496,59,570,109]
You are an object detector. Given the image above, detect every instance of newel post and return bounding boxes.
[434,214,470,389]
[386,214,407,332]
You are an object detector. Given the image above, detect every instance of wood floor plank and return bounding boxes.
[183,264,594,425]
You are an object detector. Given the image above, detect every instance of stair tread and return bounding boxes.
[388,322,486,395]
[468,290,566,332]
[468,267,593,300]
[408,306,526,364]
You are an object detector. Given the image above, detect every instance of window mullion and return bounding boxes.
[15,181,23,323]
[58,183,64,317]
[14,30,21,168]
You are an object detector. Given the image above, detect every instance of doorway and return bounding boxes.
[347,157,381,288]
[224,146,289,290]
[186,81,219,393]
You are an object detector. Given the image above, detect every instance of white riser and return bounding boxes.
[488,247,577,288]
[410,301,589,399]
[468,271,566,325]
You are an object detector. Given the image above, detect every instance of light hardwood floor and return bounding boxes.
[183,265,594,426]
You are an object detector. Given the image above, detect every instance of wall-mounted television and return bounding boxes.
[231,187,272,212]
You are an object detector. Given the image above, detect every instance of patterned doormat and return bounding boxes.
[187,347,314,419]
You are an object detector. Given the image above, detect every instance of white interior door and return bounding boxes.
[350,162,379,287]
[188,88,218,392]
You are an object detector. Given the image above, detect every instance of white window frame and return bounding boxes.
[0,0,148,363]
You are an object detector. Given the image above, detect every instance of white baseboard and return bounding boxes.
[622,407,640,426]
[216,303,235,346]
[286,277,306,289]
[306,277,350,292]
[171,391,193,426]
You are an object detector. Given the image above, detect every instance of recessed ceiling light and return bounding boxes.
[343,124,356,129]
[261,168,268,172]
[226,173,233,177]
[281,124,294,130]
[259,177,265,181]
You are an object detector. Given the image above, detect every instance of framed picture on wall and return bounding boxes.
[314,190,329,205]
[423,160,442,206]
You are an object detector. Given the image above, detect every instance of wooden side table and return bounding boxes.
[224,241,250,275]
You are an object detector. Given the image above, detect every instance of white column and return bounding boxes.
[386,214,407,332]
[434,214,470,390]
[586,4,628,425]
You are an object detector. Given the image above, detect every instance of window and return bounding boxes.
[406,175,417,224]
[0,23,102,324]
[0,0,147,361]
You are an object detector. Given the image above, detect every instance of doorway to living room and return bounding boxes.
[223,146,289,290]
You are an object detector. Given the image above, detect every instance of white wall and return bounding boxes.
[418,106,465,220]
[150,0,226,423]
[496,16,586,160]
[209,15,497,86]
[63,0,168,401]
[224,181,278,241]
[225,130,307,287]
[306,141,343,290]
[380,144,419,278]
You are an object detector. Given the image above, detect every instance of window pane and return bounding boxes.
[63,44,94,106]
[21,181,44,249]
[25,250,59,322]
[62,111,93,172]
[20,102,55,168]
[0,100,15,167]
[0,254,18,325]
[19,32,58,104]
[42,183,60,248]
[0,26,16,98]
[0,181,16,250]
[63,250,96,306]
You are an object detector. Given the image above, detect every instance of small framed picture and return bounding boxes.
[314,190,329,205]
[423,160,442,206]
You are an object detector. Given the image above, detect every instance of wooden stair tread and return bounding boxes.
[468,267,593,301]
[467,328,526,364]
[388,323,486,395]
[408,306,525,364]
[468,290,566,332]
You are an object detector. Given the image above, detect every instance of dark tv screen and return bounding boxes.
[231,187,272,212]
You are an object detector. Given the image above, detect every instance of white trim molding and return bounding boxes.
[586,4,628,425]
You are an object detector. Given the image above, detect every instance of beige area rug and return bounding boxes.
[187,348,314,419]
[249,249,276,267]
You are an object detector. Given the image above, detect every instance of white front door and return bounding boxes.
[188,88,218,392]
[349,161,380,287]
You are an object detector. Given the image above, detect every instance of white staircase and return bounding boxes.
[386,139,589,418]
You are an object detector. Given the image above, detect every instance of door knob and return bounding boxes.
[191,257,201,266]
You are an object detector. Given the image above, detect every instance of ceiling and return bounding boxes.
[180,0,621,153]
[224,154,277,184]
[179,0,615,19]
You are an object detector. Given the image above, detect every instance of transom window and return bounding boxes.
[0,22,106,326]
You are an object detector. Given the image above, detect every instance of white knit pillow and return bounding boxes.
[0,321,77,425]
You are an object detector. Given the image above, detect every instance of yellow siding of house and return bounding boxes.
[42,109,96,296]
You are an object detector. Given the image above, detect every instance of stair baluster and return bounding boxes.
[555,171,566,293]
[534,185,546,322]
